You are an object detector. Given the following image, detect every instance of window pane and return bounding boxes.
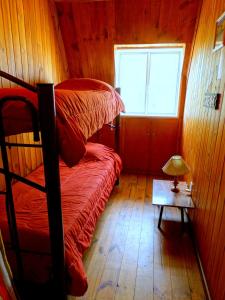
[147,52,181,116]
[117,52,147,114]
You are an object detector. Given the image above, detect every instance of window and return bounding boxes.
[115,46,184,117]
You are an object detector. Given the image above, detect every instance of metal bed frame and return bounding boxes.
[0,70,120,299]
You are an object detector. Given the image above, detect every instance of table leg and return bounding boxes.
[158,206,164,229]
[181,208,184,230]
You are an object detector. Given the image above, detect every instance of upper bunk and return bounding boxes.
[0,76,124,167]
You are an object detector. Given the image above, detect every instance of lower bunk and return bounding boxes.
[0,142,122,297]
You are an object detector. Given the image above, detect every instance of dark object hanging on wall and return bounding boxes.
[203,93,221,109]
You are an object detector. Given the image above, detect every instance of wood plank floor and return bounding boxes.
[71,174,206,300]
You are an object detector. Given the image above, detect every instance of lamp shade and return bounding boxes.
[162,155,190,176]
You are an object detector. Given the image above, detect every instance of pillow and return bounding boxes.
[82,143,105,162]
[82,143,116,162]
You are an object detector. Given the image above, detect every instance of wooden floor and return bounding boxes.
[70,174,206,300]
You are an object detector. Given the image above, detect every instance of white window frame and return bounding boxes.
[114,45,185,118]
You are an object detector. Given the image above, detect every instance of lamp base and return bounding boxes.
[171,177,179,193]
[171,187,180,193]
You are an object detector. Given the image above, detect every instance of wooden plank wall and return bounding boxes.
[0,0,69,190]
[56,0,200,174]
[182,0,225,298]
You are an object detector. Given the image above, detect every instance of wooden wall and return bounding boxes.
[56,0,200,174]
[182,0,225,298]
[0,0,69,190]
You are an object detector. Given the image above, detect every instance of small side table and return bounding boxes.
[152,179,194,229]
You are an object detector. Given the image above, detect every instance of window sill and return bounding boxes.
[120,113,179,119]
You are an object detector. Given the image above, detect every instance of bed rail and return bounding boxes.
[0,70,37,93]
[107,87,121,156]
[37,83,65,300]
[115,88,121,156]
[0,102,23,281]
[0,70,66,299]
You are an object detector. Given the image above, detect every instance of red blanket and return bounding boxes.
[0,78,124,167]
[0,143,122,296]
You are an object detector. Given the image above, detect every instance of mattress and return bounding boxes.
[0,143,122,296]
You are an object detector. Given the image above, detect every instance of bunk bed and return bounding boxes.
[0,71,124,299]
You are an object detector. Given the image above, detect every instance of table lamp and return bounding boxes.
[162,155,190,193]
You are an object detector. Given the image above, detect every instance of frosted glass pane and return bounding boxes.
[147,52,180,116]
[118,53,147,114]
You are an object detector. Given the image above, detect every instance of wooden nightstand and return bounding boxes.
[152,179,194,229]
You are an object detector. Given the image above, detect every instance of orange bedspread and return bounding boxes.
[0,143,122,296]
[0,78,124,167]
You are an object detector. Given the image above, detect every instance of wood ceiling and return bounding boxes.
[56,0,200,84]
